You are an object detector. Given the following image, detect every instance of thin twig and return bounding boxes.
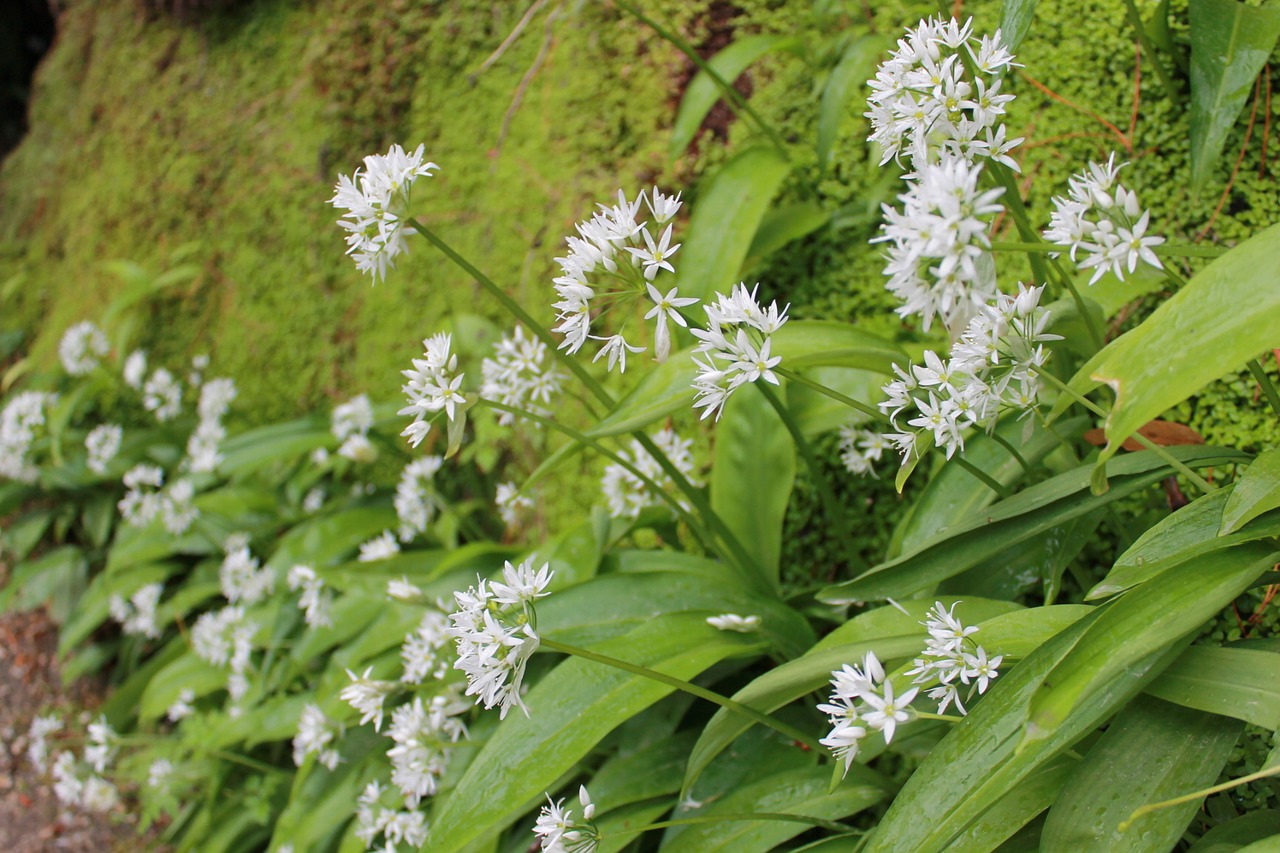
[495,4,560,156]
[473,0,548,77]
[1196,75,1261,242]
[1020,72,1131,152]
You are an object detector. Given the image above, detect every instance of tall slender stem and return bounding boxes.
[991,241,1225,260]
[1120,763,1280,831]
[757,383,866,574]
[777,368,889,423]
[1248,359,1280,418]
[989,430,1035,477]
[539,637,824,752]
[954,457,1012,498]
[639,814,859,834]
[1121,0,1179,103]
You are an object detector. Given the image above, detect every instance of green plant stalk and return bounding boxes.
[915,711,964,723]
[776,367,889,423]
[612,0,791,158]
[210,749,291,775]
[638,813,859,834]
[1121,0,1179,103]
[756,382,866,574]
[953,456,1013,498]
[1118,762,1280,831]
[1035,369,1218,494]
[990,241,1226,260]
[538,637,824,752]
[988,429,1035,477]
[1247,359,1280,418]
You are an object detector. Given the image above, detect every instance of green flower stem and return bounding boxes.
[1119,762,1280,832]
[1121,0,1180,104]
[210,749,291,775]
[538,637,825,753]
[756,383,866,574]
[914,711,965,724]
[991,241,1226,260]
[954,456,1012,498]
[988,430,1035,477]
[612,0,791,159]
[638,813,859,834]
[1247,359,1280,419]
[1035,369,1218,494]
[776,367,889,423]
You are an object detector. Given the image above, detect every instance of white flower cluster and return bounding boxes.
[359,530,401,562]
[293,703,343,770]
[51,750,119,813]
[876,156,1005,333]
[866,16,1020,169]
[395,455,443,542]
[495,481,534,527]
[551,187,692,368]
[331,143,438,282]
[118,464,199,534]
[341,667,397,731]
[533,785,599,853]
[108,582,164,639]
[818,651,919,777]
[167,688,196,722]
[187,377,237,473]
[447,557,553,719]
[399,333,465,449]
[27,714,62,772]
[220,543,275,605]
[837,425,890,478]
[147,759,174,792]
[192,604,255,682]
[58,321,110,376]
[401,608,452,685]
[878,284,1057,462]
[85,423,123,475]
[143,367,183,422]
[690,283,789,421]
[123,350,147,389]
[480,326,564,424]
[333,393,376,463]
[188,353,210,387]
[706,613,760,632]
[387,691,469,806]
[287,564,332,629]
[904,602,1003,714]
[1044,153,1165,284]
[600,425,699,519]
[353,780,428,852]
[0,391,55,483]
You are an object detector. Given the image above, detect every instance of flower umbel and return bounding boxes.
[533,785,600,853]
[331,144,438,282]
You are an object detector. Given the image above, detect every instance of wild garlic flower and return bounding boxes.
[600,425,699,519]
[191,605,254,671]
[293,704,343,770]
[333,393,374,442]
[147,759,175,792]
[85,423,123,475]
[143,368,183,422]
[399,333,466,448]
[534,785,599,853]
[187,353,210,387]
[838,424,890,478]
[27,714,62,772]
[552,188,692,369]
[401,608,453,684]
[108,582,164,639]
[1044,153,1165,284]
[51,751,119,813]
[480,326,564,424]
[818,652,919,777]
[118,464,166,525]
[876,155,1005,334]
[879,283,1057,461]
[0,391,55,483]
[447,557,553,719]
[303,486,327,514]
[123,350,147,389]
[220,545,275,605]
[287,564,333,629]
[706,613,761,632]
[58,321,110,376]
[353,780,429,851]
[387,691,469,806]
[341,668,398,731]
[495,481,534,527]
[395,455,443,542]
[904,601,1003,714]
[187,377,236,473]
[162,478,199,535]
[85,716,116,775]
[690,283,790,421]
[331,144,438,282]
[359,530,401,562]
[866,16,1021,169]
[167,688,196,722]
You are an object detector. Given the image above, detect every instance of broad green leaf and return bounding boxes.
[596,800,679,853]
[3,546,87,623]
[1000,0,1040,51]
[140,653,230,721]
[817,37,886,172]
[1,509,52,562]
[1025,543,1278,742]
[265,504,397,570]
[217,416,330,477]
[942,755,1074,853]
[586,349,698,437]
[1222,448,1280,534]
[943,510,1103,603]
[660,764,888,853]
[1189,0,1280,192]
[710,382,795,583]
[99,638,186,727]
[747,203,829,266]
[57,562,175,655]
[1041,696,1241,852]
[788,367,883,439]
[677,146,790,303]
[1145,646,1280,728]
[589,731,697,810]
[1065,224,1280,472]
[422,614,762,852]
[669,36,798,158]
[1187,811,1280,853]
[822,447,1246,603]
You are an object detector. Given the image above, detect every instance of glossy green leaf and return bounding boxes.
[422,614,761,852]
[669,35,797,158]
[817,37,886,171]
[1000,0,1040,51]
[589,731,696,811]
[217,416,330,477]
[1145,646,1280,729]
[1187,811,1280,853]
[264,504,397,570]
[710,383,795,582]
[585,349,698,438]
[1025,543,1277,743]
[1189,0,1280,192]
[677,146,790,303]
[661,764,888,852]
[1222,448,1280,534]
[140,653,230,721]
[1041,696,1241,852]
[1065,223,1280,470]
[822,447,1246,603]
[747,203,829,266]
[596,800,680,853]
[941,755,1074,853]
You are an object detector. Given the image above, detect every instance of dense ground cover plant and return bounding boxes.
[3,2,1280,852]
